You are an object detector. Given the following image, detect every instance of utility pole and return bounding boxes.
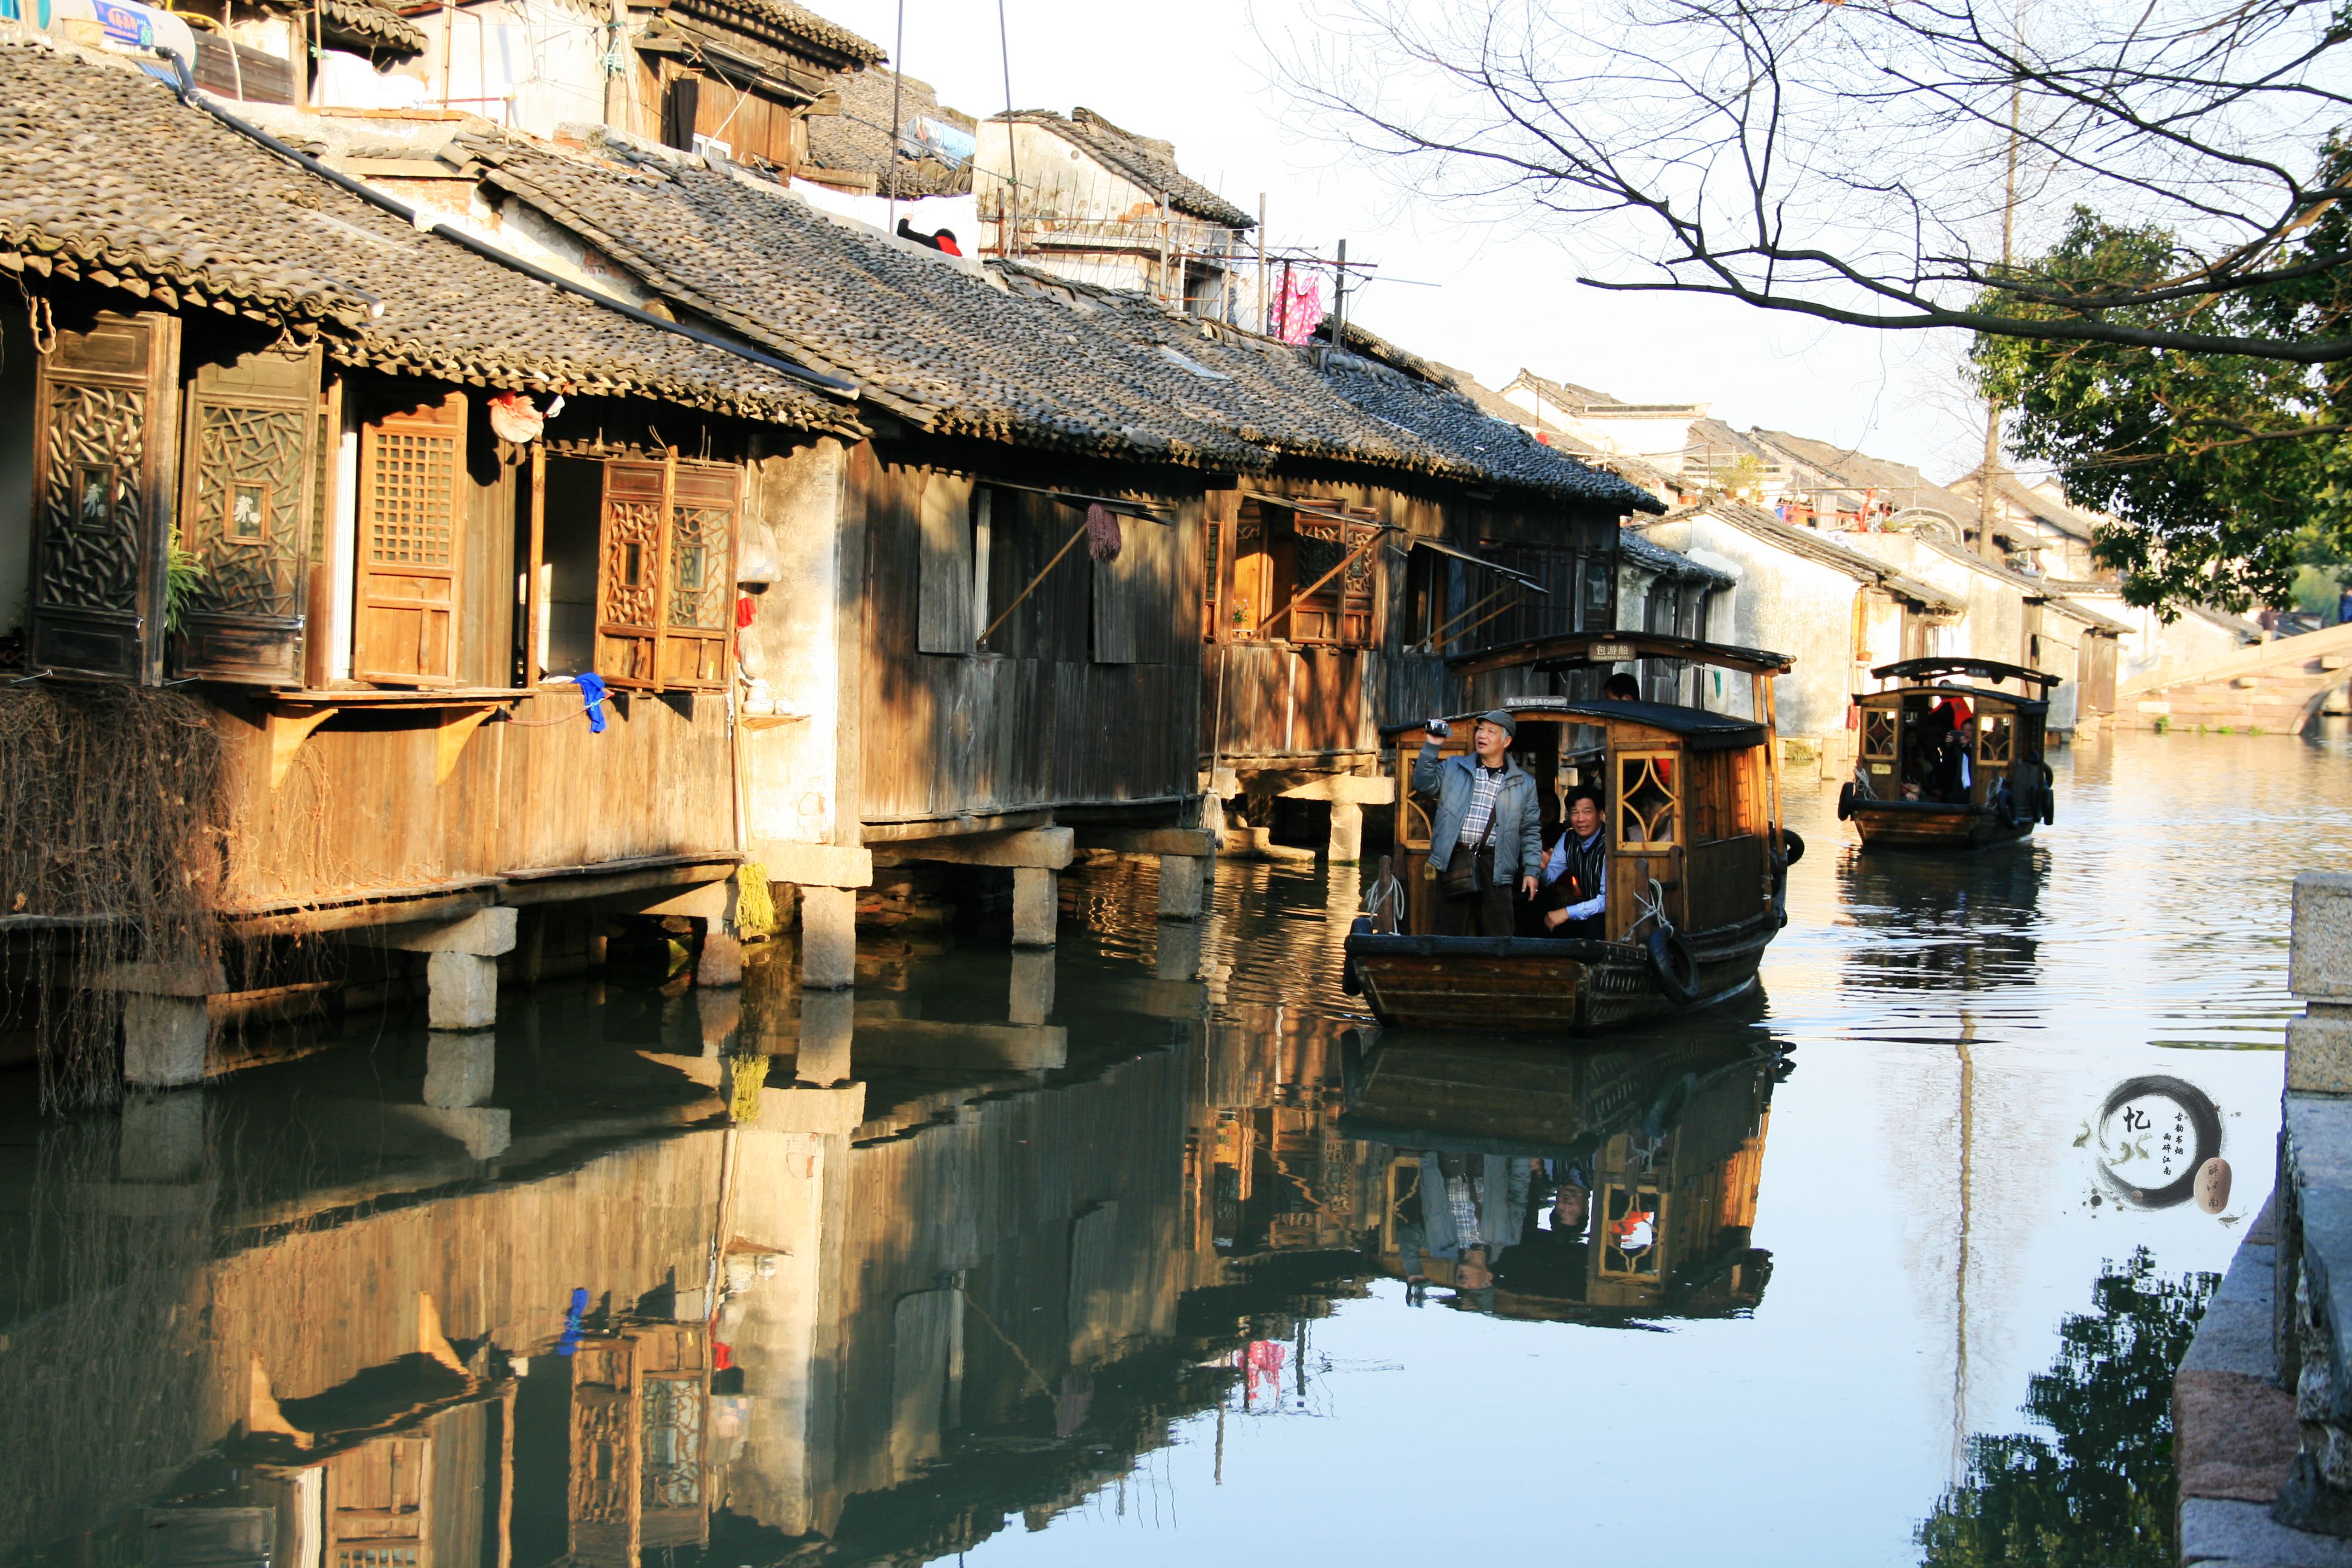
[601,0,630,132]
[1979,0,2028,563]
[1331,236,1347,348]
[885,0,906,238]
[996,0,1018,258]
[1256,194,1267,336]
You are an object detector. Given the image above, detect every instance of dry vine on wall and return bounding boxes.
[0,684,224,1109]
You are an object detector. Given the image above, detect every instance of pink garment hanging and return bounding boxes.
[1084,502,1123,563]
[1272,263,1325,346]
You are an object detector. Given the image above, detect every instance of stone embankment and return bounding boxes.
[2177,873,2352,1565]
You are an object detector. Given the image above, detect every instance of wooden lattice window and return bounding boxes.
[1862,707,1898,760]
[595,454,737,691]
[1616,750,1679,851]
[175,344,321,684]
[27,310,181,681]
[1289,510,1378,647]
[1598,1184,1664,1278]
[354,391,465,686]
[1976,711,2014,766]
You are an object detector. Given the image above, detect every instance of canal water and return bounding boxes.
[2,727,2346,1566]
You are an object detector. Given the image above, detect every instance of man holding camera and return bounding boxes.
[1413,710,1541,938]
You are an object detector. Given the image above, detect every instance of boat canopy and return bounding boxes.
[1450,630,1794,678]
[1856,683,2048,714]
[1870,655,2060,688]
[1391,695,1770,751]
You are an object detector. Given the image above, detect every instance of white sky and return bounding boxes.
[812,0,1996,481]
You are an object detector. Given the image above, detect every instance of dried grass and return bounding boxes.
[0,684,223,1110]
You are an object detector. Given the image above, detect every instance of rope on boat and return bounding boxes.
[1632,876,1674,939]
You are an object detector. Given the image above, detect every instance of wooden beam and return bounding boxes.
[524,441,546,689]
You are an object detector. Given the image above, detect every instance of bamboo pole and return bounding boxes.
[1254,524,1390,638]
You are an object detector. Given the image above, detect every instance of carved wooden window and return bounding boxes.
[175,344,320,684]
[354,391,465,686]
[1616,750,1679,851]
[595,454,737,691]
[28,310,181,681]
[1598,1184,1665,1278]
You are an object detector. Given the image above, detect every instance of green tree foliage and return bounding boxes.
[1915,1249,2218,1567]
[1972,142,2352,614]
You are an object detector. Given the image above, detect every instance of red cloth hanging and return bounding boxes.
[1085,503,1123,563]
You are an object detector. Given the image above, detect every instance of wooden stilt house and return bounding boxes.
[0,39,862,1087]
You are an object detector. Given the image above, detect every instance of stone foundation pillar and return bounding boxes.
[696,928,745,988]
[1327,801,1364,864]
[800,886,858,990]
[119,1090,205,1180]
[386,909,517,1032]
[1013,867,1058,947]
[123,995,211,1089]
[1158,853,1207,920]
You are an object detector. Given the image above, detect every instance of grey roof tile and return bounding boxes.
[0,41,855,433]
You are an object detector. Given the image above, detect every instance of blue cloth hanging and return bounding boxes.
[573,672,610,734]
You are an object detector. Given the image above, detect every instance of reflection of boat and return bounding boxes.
[1839,658,2057,851]
[1344,632,1797,1034]
[1340,1031,1784,1322]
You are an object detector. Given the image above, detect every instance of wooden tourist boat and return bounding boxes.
[1343,632,1798,1035]
[1838,657,2057,851]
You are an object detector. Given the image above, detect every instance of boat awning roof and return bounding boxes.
[1405,537,1549,595]
[1870,655,2060,688]
[1858,684,2049,714]
[1451,630,1792,678]
[1436,695,1770,751]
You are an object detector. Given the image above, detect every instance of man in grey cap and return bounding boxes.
[1413,710,1541,936]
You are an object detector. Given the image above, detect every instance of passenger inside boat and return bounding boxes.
[1534,786,1609,938]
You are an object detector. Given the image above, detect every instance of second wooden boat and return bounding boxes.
[1839,656,2058,851]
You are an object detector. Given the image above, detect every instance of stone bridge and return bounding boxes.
[2114,620,2352,734]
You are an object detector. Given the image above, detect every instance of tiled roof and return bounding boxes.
[999,108,1252,230]
[802,65,973,195]
[1749,428,1981,523]
[1622,531,1731,584]
[460,132,1656,499]
[1652,498,1963,612]
[673,0,886,64]
[317,0,426,56]
[1905,534,2135,634]
[0,42,855,433]
[1949,466,2105,543]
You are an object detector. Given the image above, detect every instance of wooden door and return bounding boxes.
[660,460,737,690]
[569,1334,641,1565]
[355,391,466,687]
[176,342,321,684]
[27,310,181,681]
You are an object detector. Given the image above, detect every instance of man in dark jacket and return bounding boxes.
[1538,786,1609,938]
[1414,710,1541,937]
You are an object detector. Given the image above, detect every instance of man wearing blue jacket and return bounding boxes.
[1414,710,1541,937]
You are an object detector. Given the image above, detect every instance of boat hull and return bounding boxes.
[1850,799,2035,851]
[1345,910,1780,1034]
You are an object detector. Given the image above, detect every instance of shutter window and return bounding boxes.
[354,391,465,686]
[1092,513,1173,665]
[174,343,320,685]
[916,473,975,654]
[28,310,181,681]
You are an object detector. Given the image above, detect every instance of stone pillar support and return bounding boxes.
[2290,872,2352,1094]
[800,886,858,990]
[797,988,855,1084]
[1012,867,1057,947]
[1009,950,1056,1025]
[1158,853,1207,920]
[385,908,517,1032]
[755,843,874,992]
[100,959,226,1091]
[1326,801,1364,865]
